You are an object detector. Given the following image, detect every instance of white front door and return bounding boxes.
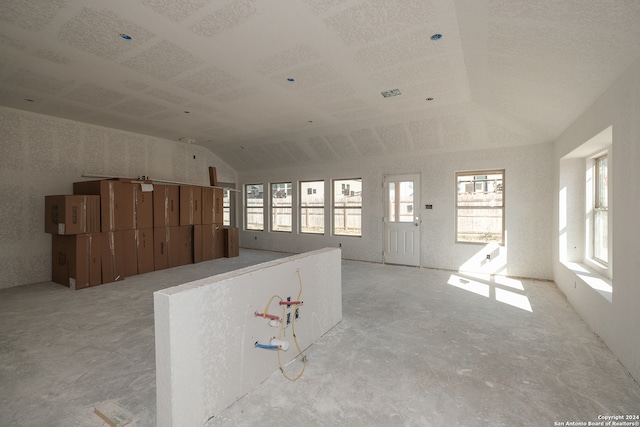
[383,174,421,266]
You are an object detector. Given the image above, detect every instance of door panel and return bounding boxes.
[384,174,420,266]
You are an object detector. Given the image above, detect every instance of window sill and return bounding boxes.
[561,261,612,303]
[455,240,505,246]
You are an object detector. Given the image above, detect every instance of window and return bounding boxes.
[271,182,292,232]
[333,178,362,236]
[387,180,415,222]
[456,170,504,244]
[558,126,612,297]
[245,183,264,230]
[300,180,324,234]
[219,183,236,227]
[593,154,608,264]
[223,188,231,226]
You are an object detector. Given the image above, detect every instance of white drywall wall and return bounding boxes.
[0,106,236,289]
[553,56,640,382]
[238,142,553,280]
[154,247,343,426]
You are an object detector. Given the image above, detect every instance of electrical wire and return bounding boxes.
[262,294,282,317]
[260,269,307,381]
[276,269,306,381]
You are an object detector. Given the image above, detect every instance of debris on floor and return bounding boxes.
[93,400,133,427]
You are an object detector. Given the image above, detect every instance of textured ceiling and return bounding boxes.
[1,0,640,171]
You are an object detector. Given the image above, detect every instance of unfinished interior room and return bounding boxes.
[1,0,640,426]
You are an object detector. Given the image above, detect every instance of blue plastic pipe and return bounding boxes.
[255,342,279,350]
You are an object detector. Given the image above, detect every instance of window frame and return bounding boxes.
[332,178,362,237]
[299,180,325,235]
[455,170,505,245]
[219,182,236,227]
[592,153,608,266]
[244,183,264,231]
[270,182,293,233]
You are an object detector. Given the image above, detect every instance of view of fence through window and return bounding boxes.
[300,181,324,234]
[271,182,292,232]
[334,178,362,236]
[387,180,414,223]
[223,188,230,226]
[245,183,264,230]
[456,171,504,244]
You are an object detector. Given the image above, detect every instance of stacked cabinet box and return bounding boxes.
[154,226,194,269]
[179,185,202,226]
[153,227,169,271]
[214,188,223,224]
[193,225,203,264]
[136,228,155,274]
[202,187,232,259]
[169,226,194,267]
[202,223,225,261]
[224,227,239,258]
[46,195,102,289]
[45,195,100,235]
[154,184,179,228]
[202,187,223,225]
[73,180,136,231]
[51,234,101,289]
[153,227,169,270]
[101,230,126,283]
[122,229,138,278]
[133,185,153,229]
[47,178,232,290]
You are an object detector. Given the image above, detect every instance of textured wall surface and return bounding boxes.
[553,56,640,383]
[238,142,554,280]
[154,248,342,426]
[0,106,236,289]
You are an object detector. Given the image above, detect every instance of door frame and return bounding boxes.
[383,173,421,267]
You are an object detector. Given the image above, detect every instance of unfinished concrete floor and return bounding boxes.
[1,249,639,426]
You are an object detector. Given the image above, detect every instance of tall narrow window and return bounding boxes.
[300,180,324,234]
[333,178,362,236]
[245,183,264,231]
[223,188,231,226]
[456,170,505,244]
[593,154,608,264]
[220,184,236,227]
[271,182,292,232]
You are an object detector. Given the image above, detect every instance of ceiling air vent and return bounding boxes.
[381,89,401,98]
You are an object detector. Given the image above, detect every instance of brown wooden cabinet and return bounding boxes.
[223,227,239,258]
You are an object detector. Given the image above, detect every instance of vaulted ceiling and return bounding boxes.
[1,0,640,171]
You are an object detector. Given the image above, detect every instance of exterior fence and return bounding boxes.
[246,199,362,235]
